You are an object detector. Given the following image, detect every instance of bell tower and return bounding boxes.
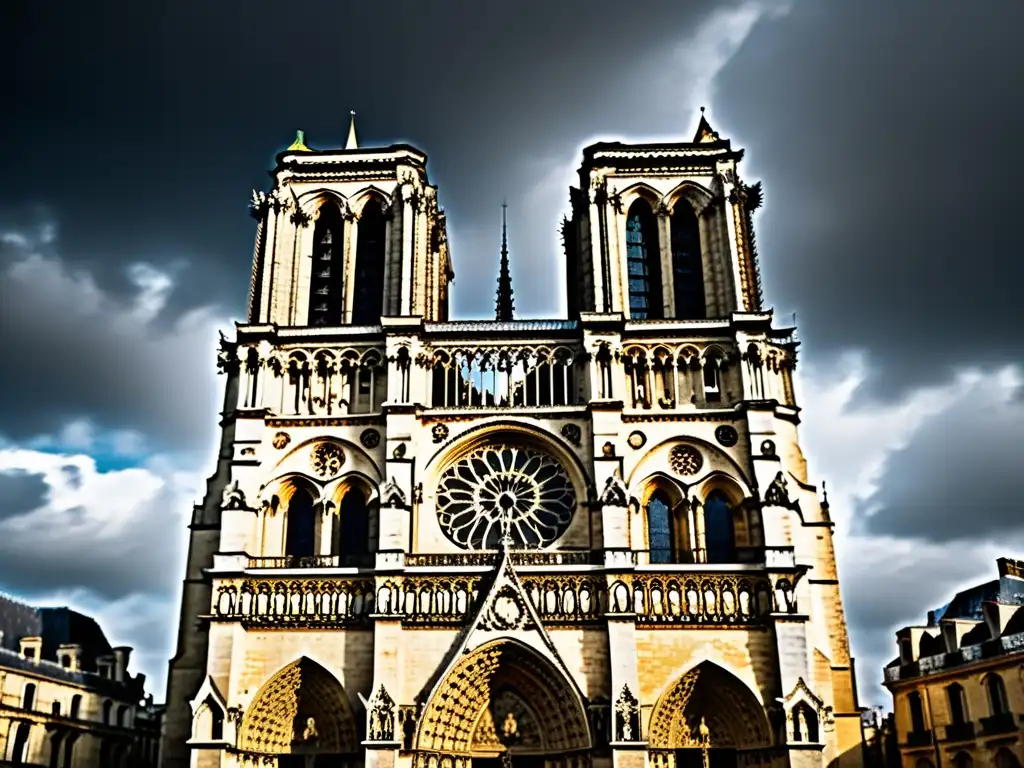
[246,118,454,326]
[563,110,763,320]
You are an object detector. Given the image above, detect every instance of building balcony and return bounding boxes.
[905,730,932,747]
[884,632,1024,682]
[980,712,1017,736]
[943,721,975,742]
[246,554,375,569]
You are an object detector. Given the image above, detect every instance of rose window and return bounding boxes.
[436,444,576,549]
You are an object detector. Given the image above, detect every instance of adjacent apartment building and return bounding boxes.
[883,558,1024,768]
[0,593,162,767]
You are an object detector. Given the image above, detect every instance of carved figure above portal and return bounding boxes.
[221,480,248,510]
[436,443,576,549]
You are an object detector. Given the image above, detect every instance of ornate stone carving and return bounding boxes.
[561,423,582,446]
[715,425,738,448]
[216,331,237,373]
[310,442,345,478]
[367,684,396,742]
[272,431,291,450]
[760,439,776,457]
[436,444,576,550]
[599,474,628,507]
[614,684,639,741]
[764,472,797,510]
[627,431,646,449]
[222,481,248,510]
[359,428,380,449]
[669,444,704,476]
[431,423,449,444]
[602,441,615,457]
[392,443,407,459]
[480,585,529,631]
[380,478,406,508]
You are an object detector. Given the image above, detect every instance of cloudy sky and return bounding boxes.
[2,0,1022,708]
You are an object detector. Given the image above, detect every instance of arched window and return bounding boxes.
[70,695,82,719]
[285,487,317,558]
[102,699,113,725]
[703,491,735,563]
[625,200,662,319]
[792,702,819,742]
[338,488,370,563]
[60,734,76,768]
[646,491,673,564]
[947,683,968,724]
[908,691,926,733]
[22,683,36,710]
[307,201,345,327]
[986,674,1009,715]
[670,202,706,319]
[996,748,1022,768]
[116,704,129,727]
[952,753,974,768]
[10,721,30,763]
[352,198,386,324]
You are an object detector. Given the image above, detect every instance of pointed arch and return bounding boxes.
[238,657,359,755]
[333,476,373,561]
[307,199,345,326]
[283,479,317,558]
[625,198,662,319]
[670,197,706,320]
[637,474,691,564]
[353,196,387,324]
[648,661,771,749]
[415,638,590,755]
[985,673,1009,715]
[702,489,736,564]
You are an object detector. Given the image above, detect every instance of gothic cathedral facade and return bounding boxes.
[161,117,866,768]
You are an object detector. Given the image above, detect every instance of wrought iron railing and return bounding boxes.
[905,730,932,747]
[943,721,975,742]
[403,551,601,568]
[981,712,1017,736]
[634,547,767,566]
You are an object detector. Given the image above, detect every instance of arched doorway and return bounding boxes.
[648,661,772,768]
[238,657,359,764]
[415,640,591,768]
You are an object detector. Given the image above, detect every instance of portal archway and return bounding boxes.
[648,661,771,768]
[238,657,359,758]
[415,640,590,763]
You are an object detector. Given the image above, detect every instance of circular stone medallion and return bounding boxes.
[627,431,647,449]
[310,442,345,478]
[669,444,704,477]
[715,425,739,448]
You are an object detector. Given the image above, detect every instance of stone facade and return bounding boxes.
[0,595,161,766]
[883,558,1024,768]
[161,116,866,768]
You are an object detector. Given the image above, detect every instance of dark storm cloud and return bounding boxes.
[0,470,49,521]
[859,372,1024,542]
[1,0,739,322]
[713,0,1024,396]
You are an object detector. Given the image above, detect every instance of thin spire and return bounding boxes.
[495,201,515,322]
[693,106,719,143]
[346,111,358,150]
[287,129,311,152]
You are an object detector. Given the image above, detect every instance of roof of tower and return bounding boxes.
[693,106,720,143]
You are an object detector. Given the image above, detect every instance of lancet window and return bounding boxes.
[986,674,1009,716]
[285,487,317,558]
[908,692,926,734]
[703,490,736,564]
[307,201,345,326]
[670,201,706,319]
[352,198,386,324]
[336,487,371,563]
[646,492,673,564]
[625,200,662,319]
[947,684,968,725]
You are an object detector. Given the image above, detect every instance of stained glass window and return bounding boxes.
[285,488,316,558]
[647,492,672,563]
[353,198,386,324]
[307,202,345,326]
[670,203,706,319]
[625,201,662,319]
[703,491,735,563]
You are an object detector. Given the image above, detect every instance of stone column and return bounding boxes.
[656,204,674,318]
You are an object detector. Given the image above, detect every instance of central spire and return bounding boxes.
[346,111,358,150]
[495,201,515,322]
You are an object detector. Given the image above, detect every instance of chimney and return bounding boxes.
[112,646,132,683]
[19,636,41,663]
[57,643,82,672]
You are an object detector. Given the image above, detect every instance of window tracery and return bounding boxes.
[625,200,662,319]
[670,202,706,319]
[307,201,345,327]
[435,444,576,550]
[352,198,386,324]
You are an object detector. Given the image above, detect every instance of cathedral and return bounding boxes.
[161,113,866,768]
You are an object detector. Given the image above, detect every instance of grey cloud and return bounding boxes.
[859,374,1024,542]
[0,470,49,521]
[713,0,1024,396]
